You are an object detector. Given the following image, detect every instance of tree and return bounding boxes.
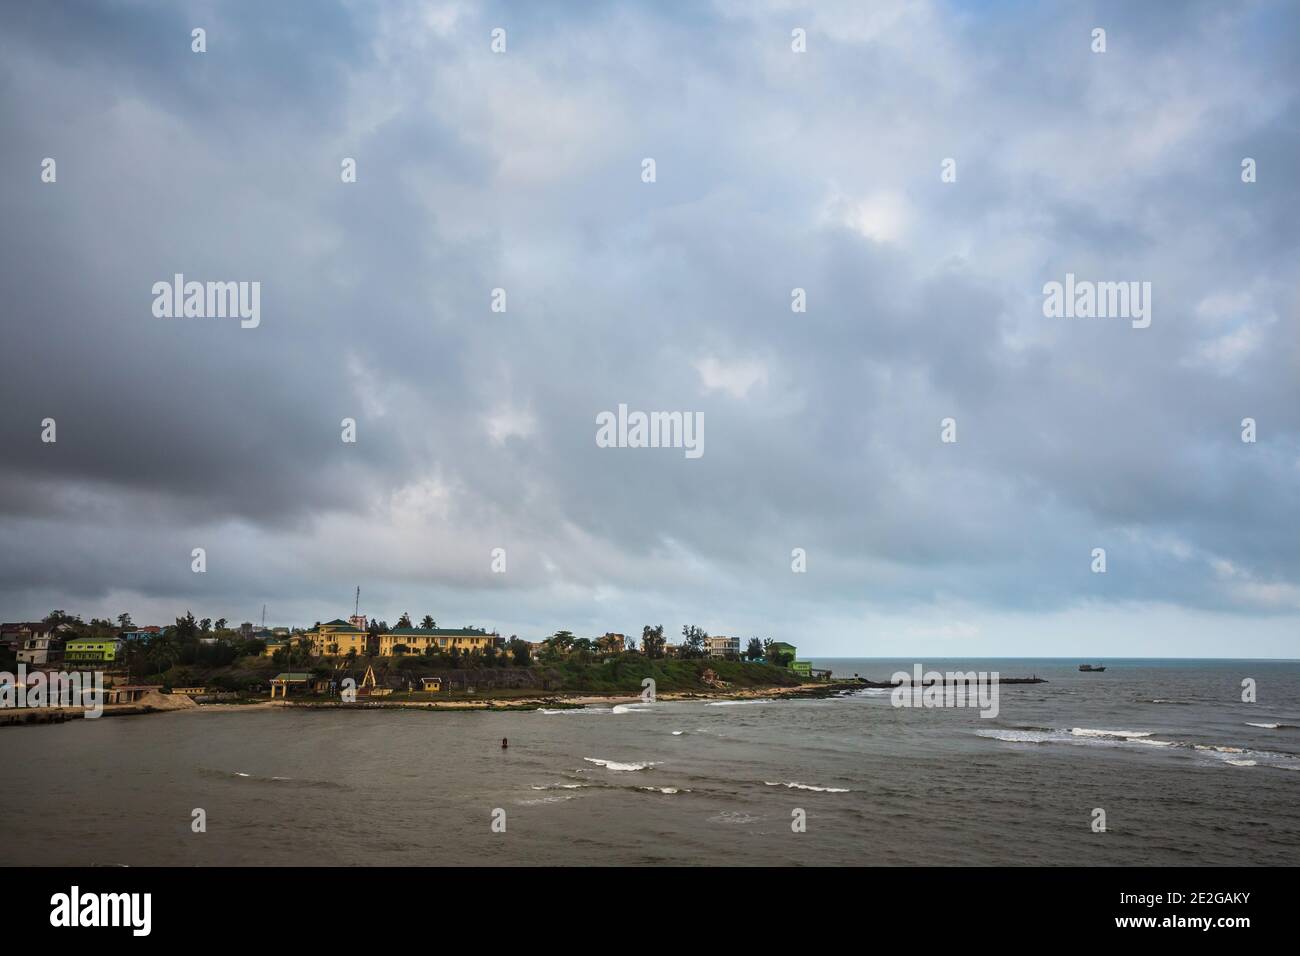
[392,644,409,657]
[200,617,212,633]
[641,625,665,659]
[215,618,227,631]
[397,613,412,628]
[148,632,179,675]
[745,638,764,661]
[117,612,135,631]
[550,631,575,653]
[174,611,199,641]
[681,625,709,659]
[507,638,531,667]
[420,615,436,630]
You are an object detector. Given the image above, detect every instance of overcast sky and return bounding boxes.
[1,1,1297,657]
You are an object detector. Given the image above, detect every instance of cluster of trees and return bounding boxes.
[530,625,787,664]
[128,611,271,676]
[638,625,783,663]
[535,631,614,663]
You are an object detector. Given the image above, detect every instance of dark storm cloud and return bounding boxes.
[0,0,1297,654]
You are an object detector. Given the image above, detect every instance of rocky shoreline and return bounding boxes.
[2,677,1049,724]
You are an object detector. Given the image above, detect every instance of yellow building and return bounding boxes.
[309,619,370,658]
[378,627,492,657]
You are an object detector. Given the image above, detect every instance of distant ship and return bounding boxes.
[1078,664,1106,672]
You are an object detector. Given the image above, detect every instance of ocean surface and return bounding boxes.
[1,658,1297,866]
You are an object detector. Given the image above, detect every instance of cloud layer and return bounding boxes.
[1,0,1297,656]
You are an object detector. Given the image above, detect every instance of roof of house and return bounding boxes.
[320,618,355,628]
[271,672,313,681]
[383,627,488,637]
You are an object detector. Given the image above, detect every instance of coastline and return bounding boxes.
[195,678,849,712]
[1,679,855,724]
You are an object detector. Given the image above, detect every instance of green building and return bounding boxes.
[766,642,814,678]
[64,638,122,664]
[767,642,797,664]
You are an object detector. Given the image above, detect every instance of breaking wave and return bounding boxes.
[584,757,656,772]
[764,781,850,793]
[976,727,1300,770]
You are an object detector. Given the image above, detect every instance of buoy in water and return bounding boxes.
[502,737,508,749]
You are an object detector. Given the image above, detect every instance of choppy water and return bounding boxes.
[1,658,1296,865]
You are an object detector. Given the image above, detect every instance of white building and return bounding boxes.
[707,635,741,659]
[11,624,69,666]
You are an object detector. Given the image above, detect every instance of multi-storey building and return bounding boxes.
[308,619,370,657]
[378,627,493,657]
[707,635,741,659]
[64,638,123,665]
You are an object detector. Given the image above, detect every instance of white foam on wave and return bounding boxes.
[764,781,850,793]
[1246,722,1281,729]
[537,706,613,715]
[671,730,684,736]
[976,728,1174,747]
[975,729,1055,743]
[530,783,587,790]
[584,757,656,772]
[612,704,653,714]
[708,810,760,825]
[707,699,772,706]
[639,786,687,794]
[517,793,579,805]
